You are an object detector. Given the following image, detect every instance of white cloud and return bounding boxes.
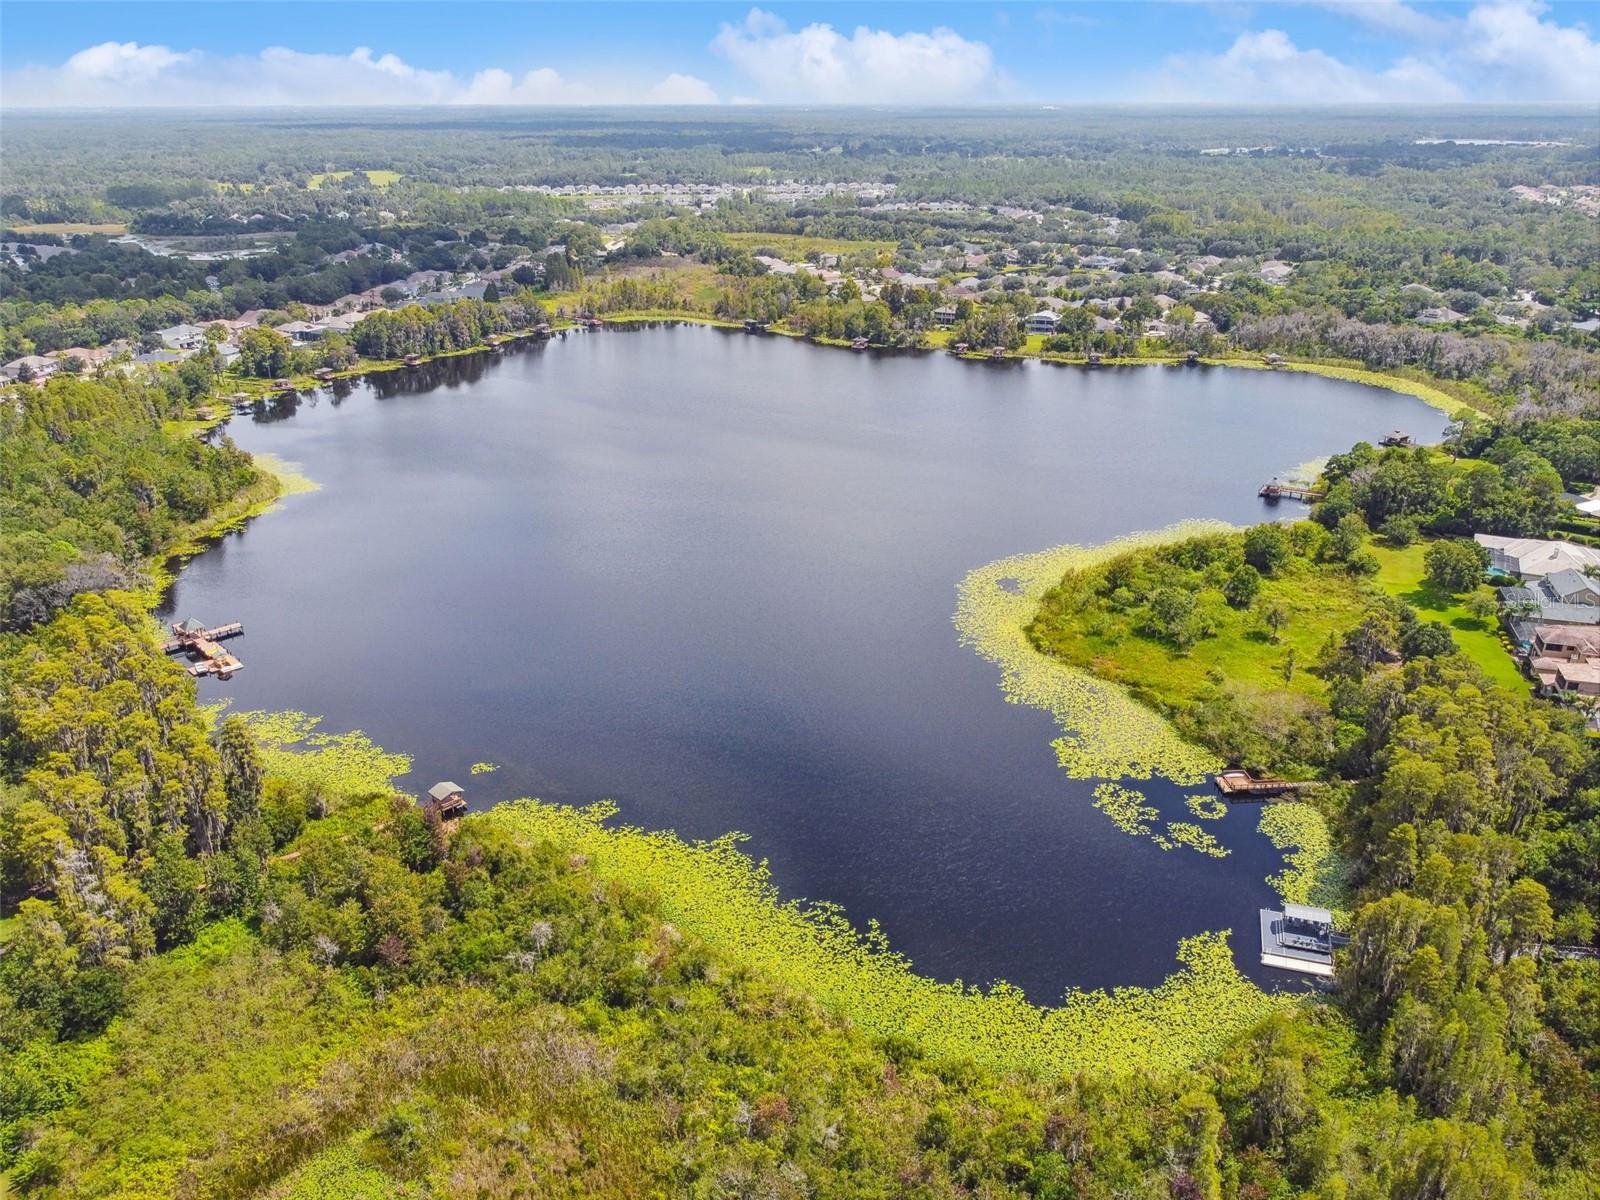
[710,8,1003,103]
[0,43,718,108]
[1303,1,1450,40]
[1149,28,1463,102]
[62,40,195,84]
[1460,0,1600,101]
[646,73,721,105]
[1146,0,1600,103]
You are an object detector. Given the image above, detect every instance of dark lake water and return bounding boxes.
[163,325,1446,1001]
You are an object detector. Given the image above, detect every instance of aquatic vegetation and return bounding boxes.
[1279,456,1329,486]
[239,710,412,796]
[1167,822,1230,858]
[1091,782,1161,839]
[954,523,1228,785]
[1185,793,1228,820]
[485,800,1289,1079]
[470,761,500,774]
[1090,786,1231,856]
[1259,803,1349,921]
[252,452,319,509]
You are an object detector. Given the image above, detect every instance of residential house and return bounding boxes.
[1545,568,1600,607]
[1501,579,1600,629]
[1477,535,1600,580]
[1527,624,1600,689]
[59,346,116,371]
[315,311,370,335]
[932,305,958,327]
[1,354,58,383]
[276,321,324,343]
[1026,310,1061,334]
[1553,661,1600,703]
[156,323,209,352]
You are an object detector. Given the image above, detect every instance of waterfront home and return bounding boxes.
[1477,534,1600,580]
[1026,310,1060,334]
[933,305,958,327]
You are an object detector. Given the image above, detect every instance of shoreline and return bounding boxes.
[209,309,1485,423]
[162,318,1432,1031]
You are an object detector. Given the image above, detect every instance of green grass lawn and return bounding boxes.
[1369,542,1528,692]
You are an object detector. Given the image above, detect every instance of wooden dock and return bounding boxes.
[1215,769,1307,801]
[1259,482,1326,503]
[162,619,245,679]
[161,621,243,653]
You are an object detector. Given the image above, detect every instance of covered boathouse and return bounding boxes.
[1259,903,1341,978]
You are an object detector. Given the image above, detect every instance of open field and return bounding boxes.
[1030,551,1367,723]
[722,231,894,259]
[5,221,127,235]
[306,169,402,189]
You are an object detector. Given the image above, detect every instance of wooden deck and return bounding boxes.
[1214,769,1307,800]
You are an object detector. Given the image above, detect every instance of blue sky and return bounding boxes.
[3,2,1598,105]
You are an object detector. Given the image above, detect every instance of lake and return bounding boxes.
[162,325,1446,1001]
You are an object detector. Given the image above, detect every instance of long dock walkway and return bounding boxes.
[1258,482,1326,503]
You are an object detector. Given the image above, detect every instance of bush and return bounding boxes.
[1222,564,1262,608]
[1243,524,1292,576]
[1380,515,1421,547]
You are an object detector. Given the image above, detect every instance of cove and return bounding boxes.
[162,324,1447,1001]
